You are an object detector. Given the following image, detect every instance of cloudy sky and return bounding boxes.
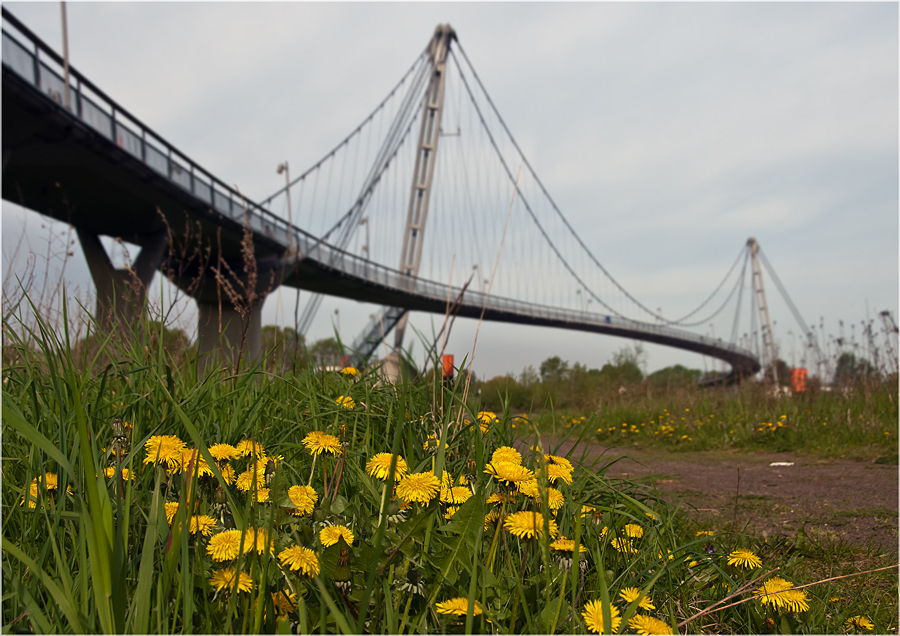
[2,2,897,380]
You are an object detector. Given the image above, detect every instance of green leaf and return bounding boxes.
[2,394,75,479]
[131,467,163,633]
[3,537,87,632]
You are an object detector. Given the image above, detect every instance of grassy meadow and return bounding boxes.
[1,306,897,634]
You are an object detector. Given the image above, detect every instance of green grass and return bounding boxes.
[526,380,899,460]
[2,303,897,634]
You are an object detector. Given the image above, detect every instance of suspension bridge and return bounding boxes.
[2,10,822,382]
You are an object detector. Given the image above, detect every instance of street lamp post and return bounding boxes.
[60,2,71,110]
[359,217,369,258]
[277,162,293,253]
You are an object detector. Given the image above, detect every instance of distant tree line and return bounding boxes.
[475,344,707,411]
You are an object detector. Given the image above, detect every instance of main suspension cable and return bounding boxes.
[454,42,742,327]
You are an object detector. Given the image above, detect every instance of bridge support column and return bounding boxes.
[77,228,167,333]
[196,300,263,373]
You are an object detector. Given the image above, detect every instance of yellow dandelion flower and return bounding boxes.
[628,614,672,635]
[611,537,637,554]
[235,467,266,492]
[435,597,483,616]
[441,486,473,505]
[444,506,459,520]
[491,446,521,465]
[287,485,318,516]
[208,567,253,593]
[777,587,809,613]
[619,587,656,610]
[727,549,762,569]
[753,576,809,612]
[164,502,180,523]
[219,463,236,485]
[245,527,274,555]
[546,463,573,485]
[546,454,574,471]
[846,616,875,631]
[335,395,355,410]
[396,471,440,505]
[208,443,240,462]
[524,486,564,509]
[624,523,644,538]
[254,487,270,503]
[302,431,342,456]
[484,510,501,529]
[581,504,603,523]
[477,411,497,424]
[278,545,320,576]
[189,515,217,536]
[485,461,534,484]
[504,510,559,539]
[476,411,497,433]
[517,479,540,497]
[695,530,714,537]
[582,600,621,634]
[143,435,186,468]
[487,492,517,505]
[340,366,358,376]
[550,536,588,553]
[271,590,297,616]
[103,466,134,480]
[207,530,244,561]
[171,449,215,477]
[365,453,408,481]
[320,524,354,547]
[234,439,266,459]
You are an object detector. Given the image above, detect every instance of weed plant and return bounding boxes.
[2,303,896,634]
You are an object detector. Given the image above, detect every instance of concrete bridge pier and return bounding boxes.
[77,228,168,334]
[186,253,296,374]
[196,300,262,372]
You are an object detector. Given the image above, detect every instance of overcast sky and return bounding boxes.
[2,2,897,380]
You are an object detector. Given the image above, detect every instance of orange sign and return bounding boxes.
[790,368,808,393]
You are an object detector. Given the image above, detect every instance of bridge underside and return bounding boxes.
[3,68,282,260]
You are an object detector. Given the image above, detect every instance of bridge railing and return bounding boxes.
[297,235,754,360]
[1,8,322,253]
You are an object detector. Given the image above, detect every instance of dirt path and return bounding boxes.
[548,441,899,551]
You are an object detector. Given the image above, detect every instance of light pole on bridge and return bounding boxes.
[359,217,369,258]
[277,161,294,253]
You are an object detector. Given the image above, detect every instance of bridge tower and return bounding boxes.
[748,237,778,383]
[392,24,456,351]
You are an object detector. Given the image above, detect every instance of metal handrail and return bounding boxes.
[1,7,310,247]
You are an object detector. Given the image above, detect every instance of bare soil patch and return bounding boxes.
[550,440,899,551]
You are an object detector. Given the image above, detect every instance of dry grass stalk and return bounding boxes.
[460,166,521,409]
